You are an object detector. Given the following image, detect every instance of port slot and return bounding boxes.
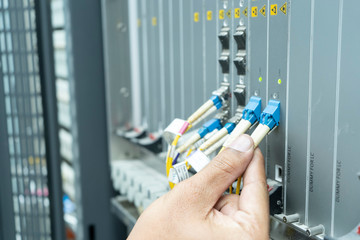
[218,27,230,50]
[234,26,246,50]
[275,164,283,182]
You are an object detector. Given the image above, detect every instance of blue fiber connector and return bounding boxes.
[260,100,280,130]
[215,101,223,109]
[224,122,236,134]
[242,96,262,124]
[210,95,221,105]
[198,118,222,138]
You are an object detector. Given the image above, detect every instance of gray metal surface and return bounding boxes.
[192,0,203,107]
[171,0,183,120]
[333,0,360,237]
[248,0,268,167]
[285,0,311,224]
[307,0,340,234]
[266,0,288,182]
[160,0,172,126]
[139,0,151,129]
[35,0,66,238]
[147,0,161,132]
[180,0,192,118]
[68,0,127,239]
[102,0,133,130]
[204,0,218,101]
[232,0,249,94]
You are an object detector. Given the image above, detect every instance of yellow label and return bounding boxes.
[260,5,266,17]
[194,12,199,22]
[270,4,277,15]
[219,9,225,19]
[280,2,287,15]
[251,6,258,17]
[226,9,231,18]
[137,19,141,27]
[243,7,248,17]
[207,11,213,21]
[234,8,240,18]
[152,17,157,26]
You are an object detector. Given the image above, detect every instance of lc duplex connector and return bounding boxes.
[176,118,223,154]
[222,96,262,148]
[251,100,281,148]
[198,114,241,151]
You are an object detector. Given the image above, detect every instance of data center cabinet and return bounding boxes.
[102,0,360,239]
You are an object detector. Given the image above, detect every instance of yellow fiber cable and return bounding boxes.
[235,177,241,194]
[166,135,181,189]
[186,148,193,157]
[166,98,217,189]
[229,185,233,194]
[218,146,225,154]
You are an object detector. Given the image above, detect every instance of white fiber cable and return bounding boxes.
[204,134,229,156]
[223,119,252,147]
[191,105,218,128]
[250,124,270,148]
[176,133,201,154]
[198,128,229,151]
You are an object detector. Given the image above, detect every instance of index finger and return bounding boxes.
[238,148,269,222]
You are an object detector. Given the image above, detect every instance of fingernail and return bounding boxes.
[228,135,253,152]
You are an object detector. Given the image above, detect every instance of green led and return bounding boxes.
[259,76,263,82]
[278,78,282,84]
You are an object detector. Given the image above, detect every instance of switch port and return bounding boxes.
[218,27,230,50]
[234,26,246,50]
[233,84,246,106]
[275,164,283,182]
[233,52,246,75]
[219,53,230,74]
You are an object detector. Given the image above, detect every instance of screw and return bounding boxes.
[120,87,129,98]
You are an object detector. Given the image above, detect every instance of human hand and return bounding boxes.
[128,134,269,240]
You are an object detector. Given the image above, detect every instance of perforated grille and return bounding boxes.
[0,0,52,239]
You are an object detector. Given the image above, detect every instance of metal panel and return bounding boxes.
[307,0,340,234]
[232,0,249,98]
[145,0,160,132]
[139,0,151,129]
[102,0,133,130]
[285,0,311,223]
[204,0,218,98]
[159,0,172,127]
[228,0,236,113]
[69,0,126,238]
[248,0,268,166]
[181,0,193,117]
[333,0,360,236]
[136,0,146,127]
[35,0,66,238]
[171,0,183,119]
[266,0,288,182]
[191,0,203,107]
[217,1,230,84]
[128,0,142,127]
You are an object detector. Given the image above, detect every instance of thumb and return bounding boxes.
[186,134,254,208]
